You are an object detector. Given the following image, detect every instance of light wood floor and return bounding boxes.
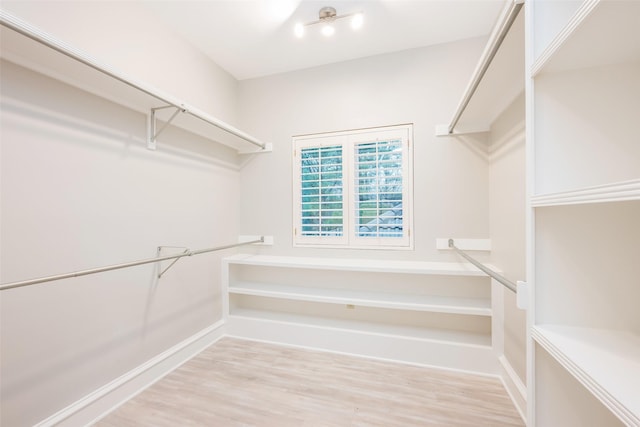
[95,337,524,426]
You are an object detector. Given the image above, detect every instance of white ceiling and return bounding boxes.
[144,0,507,80]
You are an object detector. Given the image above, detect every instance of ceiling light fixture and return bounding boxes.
[321,23,335,37]
[294,6,364,38]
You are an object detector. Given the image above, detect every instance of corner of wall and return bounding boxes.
[37,321,227,427]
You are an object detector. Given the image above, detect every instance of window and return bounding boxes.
[293,124,413,249]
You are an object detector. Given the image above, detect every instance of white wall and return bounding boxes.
[488,93,527,383]
[237,38,492,262]
[0,59,239,427]
[0,3,528,422]
[0,3,242,425]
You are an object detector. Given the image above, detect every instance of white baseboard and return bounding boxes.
[227,315,499,376]
[499,355,527,424]
[33,319,522,426]
[36,320,226,427]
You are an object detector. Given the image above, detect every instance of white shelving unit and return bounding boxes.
[0,11,271,154]
[526,1,640,425]
[223,254,503,374]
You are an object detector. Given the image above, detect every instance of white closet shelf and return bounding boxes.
[230,309,492,348]
[436,2,524,136]
[229,282,491,316]
[531,179,640,207]
[532,0,640,76]
[532,325,640,426]
[0,11,270,153]
[224,254,497,373]
[225,254,497,277]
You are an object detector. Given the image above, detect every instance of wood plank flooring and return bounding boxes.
[95,337,524,426]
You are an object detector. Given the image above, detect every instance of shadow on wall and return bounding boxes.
[1,61,241,170]
[1,281,216,405]
[2,97,240,172]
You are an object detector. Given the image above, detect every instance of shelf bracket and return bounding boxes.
[157,246,191,278]
[147,105,186,150]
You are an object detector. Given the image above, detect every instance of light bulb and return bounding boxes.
[321,24,335,37]
[294,22,304,38]
[351,13,363,30]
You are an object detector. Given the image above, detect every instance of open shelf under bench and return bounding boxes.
[229,281,491,316]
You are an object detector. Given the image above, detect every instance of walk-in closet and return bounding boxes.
[1,1,638,426]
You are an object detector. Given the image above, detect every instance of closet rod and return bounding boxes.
[0,238,264,291]
[446,0,523,134]
[448,239,516,293]
[0,11,266,150]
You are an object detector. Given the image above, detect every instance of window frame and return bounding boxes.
[292,124,414,250]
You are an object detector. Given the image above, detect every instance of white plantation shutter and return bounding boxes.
[299,145,344,237]
[293,124,412,249]
[354,138,406,244]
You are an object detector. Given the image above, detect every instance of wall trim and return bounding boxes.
[499,354,527,424]
[227,315,499,375]
[32,322,525,425]
[36,320,226,427]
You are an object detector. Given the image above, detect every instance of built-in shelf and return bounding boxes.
[223,254,499,373]
[531,179,640,207]
[231,309,492,348]
[532,61,639,196]
[229,281,491,316]
[0,10,271,153]
[225,254,495,277]
[528,0,640,424]
[532,325,640,426]
[532,0,640,76]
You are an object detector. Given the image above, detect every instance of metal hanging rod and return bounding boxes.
[0,10,266,151]
[448,239,517,293]
[446,0,523,134]
[0,238,264,291]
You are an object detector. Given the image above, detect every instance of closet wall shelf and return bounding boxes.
[531,179,640,207]
[531,0,640,77]
[223,254,498,373]
[532,325,640,426]
[436,0,524,136]
[229,281,492,316]
[0,10,271,154]
[224,254,496,276]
